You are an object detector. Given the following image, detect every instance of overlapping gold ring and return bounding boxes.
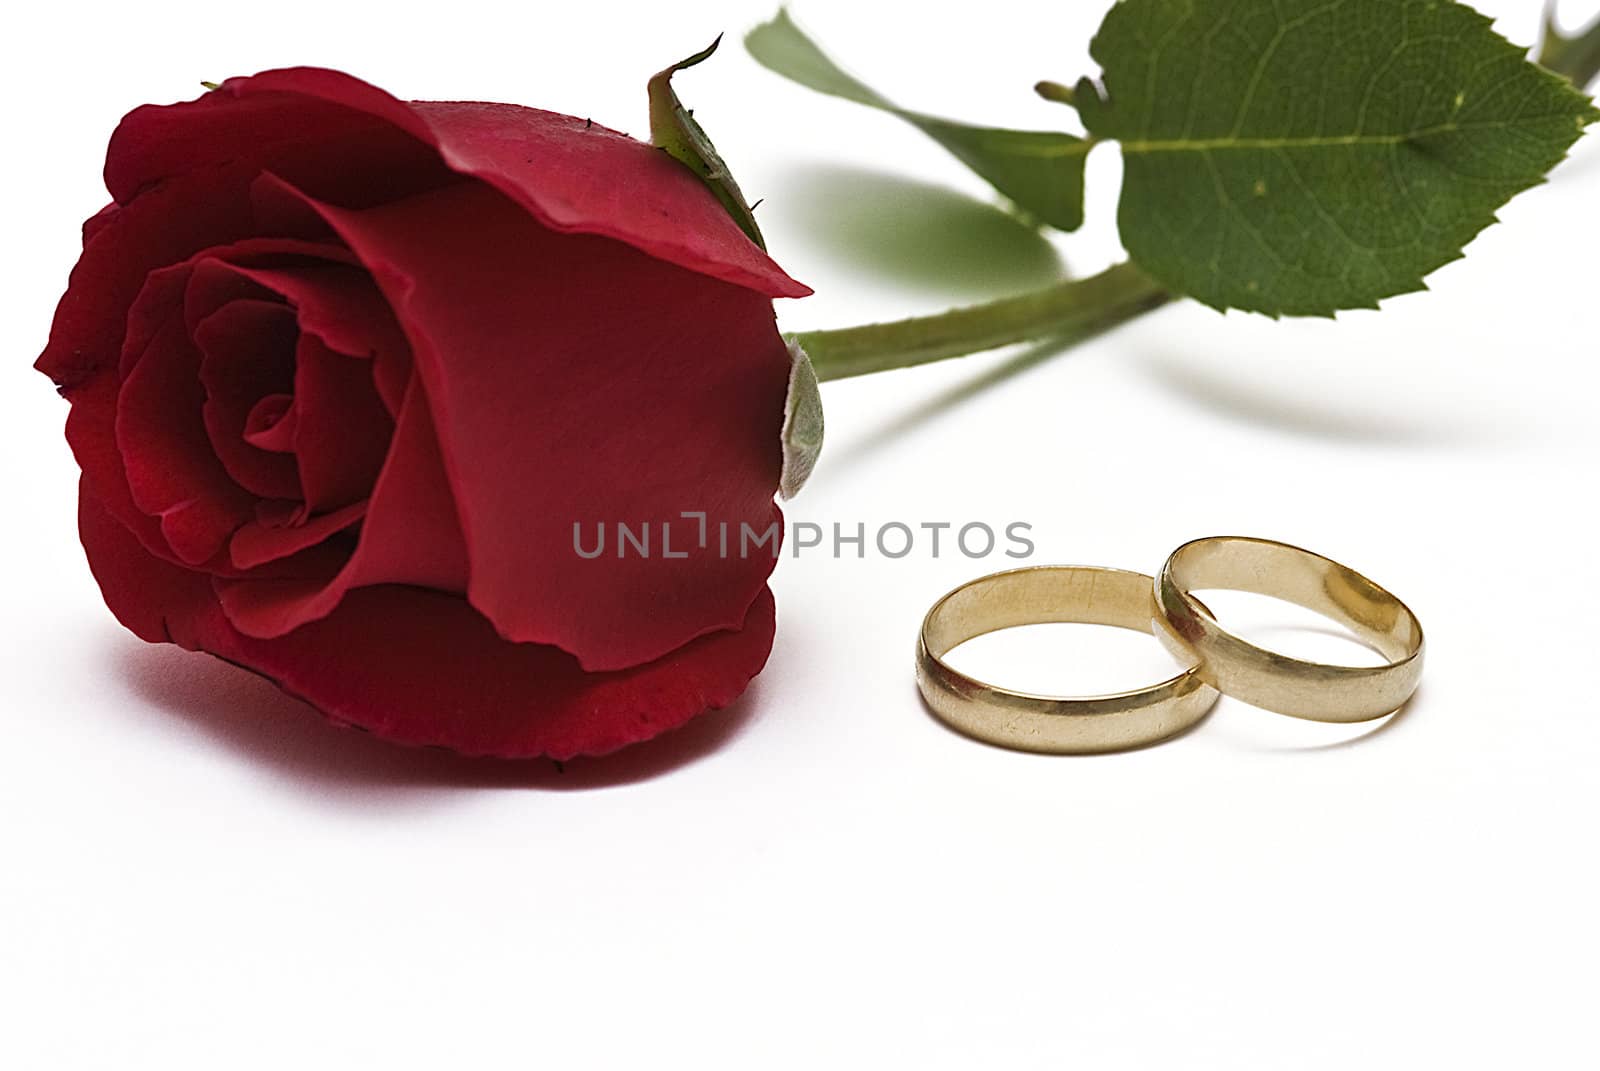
[916,538,1424,753]
[916,566,1220,753]
[1153,536,1424,723]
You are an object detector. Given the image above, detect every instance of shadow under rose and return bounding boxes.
[113,636,765,796]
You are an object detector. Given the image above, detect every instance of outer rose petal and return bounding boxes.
[103,67,810,300]
[38,162,259,391]
[81,486,776,759]
[289,178,790,671]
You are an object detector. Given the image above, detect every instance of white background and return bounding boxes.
[4,0,1597,1067]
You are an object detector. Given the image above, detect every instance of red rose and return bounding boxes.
[38,67,810,760]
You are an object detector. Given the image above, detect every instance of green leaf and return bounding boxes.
[649,36,767,249]
[1077,0,1599,317]
[746,8,1091,232]
[779,340,824,499]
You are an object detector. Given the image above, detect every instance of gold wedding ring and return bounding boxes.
[1154,537,1424,723]
[916,566,1219,753]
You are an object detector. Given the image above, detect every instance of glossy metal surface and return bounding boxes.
[1154,537,1425,723]
[916,566,1219,754]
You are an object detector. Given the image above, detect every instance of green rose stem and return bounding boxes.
[791,261,1170,382]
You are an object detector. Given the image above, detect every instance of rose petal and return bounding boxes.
[409,98,811,298]
[217,257,402,358]
[117,236,351,382]
[37,163,260,391]
[102,66,810,300]
[229,500,365,570]
[78,479,216,644]
[290,333,394,513]
[217,378,467,633]
[281,177,789,670]
[190,255,403,514]
[202,232,412,414]
[183,258,280,337]
[82,202,119,245]
[57,235,386,572]
[242,394,298,452]
[67,360,349,584]
[194,299,303,500]
[115,303,256,565]
[248,171,343,242]
[81,486,773,759]
[106,73,452,210]
[64,374,188,568]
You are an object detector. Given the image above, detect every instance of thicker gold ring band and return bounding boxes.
[1154,537,1425,723]
[916,566,1220,754]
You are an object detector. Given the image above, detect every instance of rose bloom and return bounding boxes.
[38,67,810,759]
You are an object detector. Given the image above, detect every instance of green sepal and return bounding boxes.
[649,36,768,249]
[779,340,824,500]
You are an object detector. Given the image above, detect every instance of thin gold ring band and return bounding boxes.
[1154,537,1425,723]
[916,565,1220,754]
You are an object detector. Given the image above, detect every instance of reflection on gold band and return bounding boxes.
[1154,537,1424,724]
[917,566,1219,754]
